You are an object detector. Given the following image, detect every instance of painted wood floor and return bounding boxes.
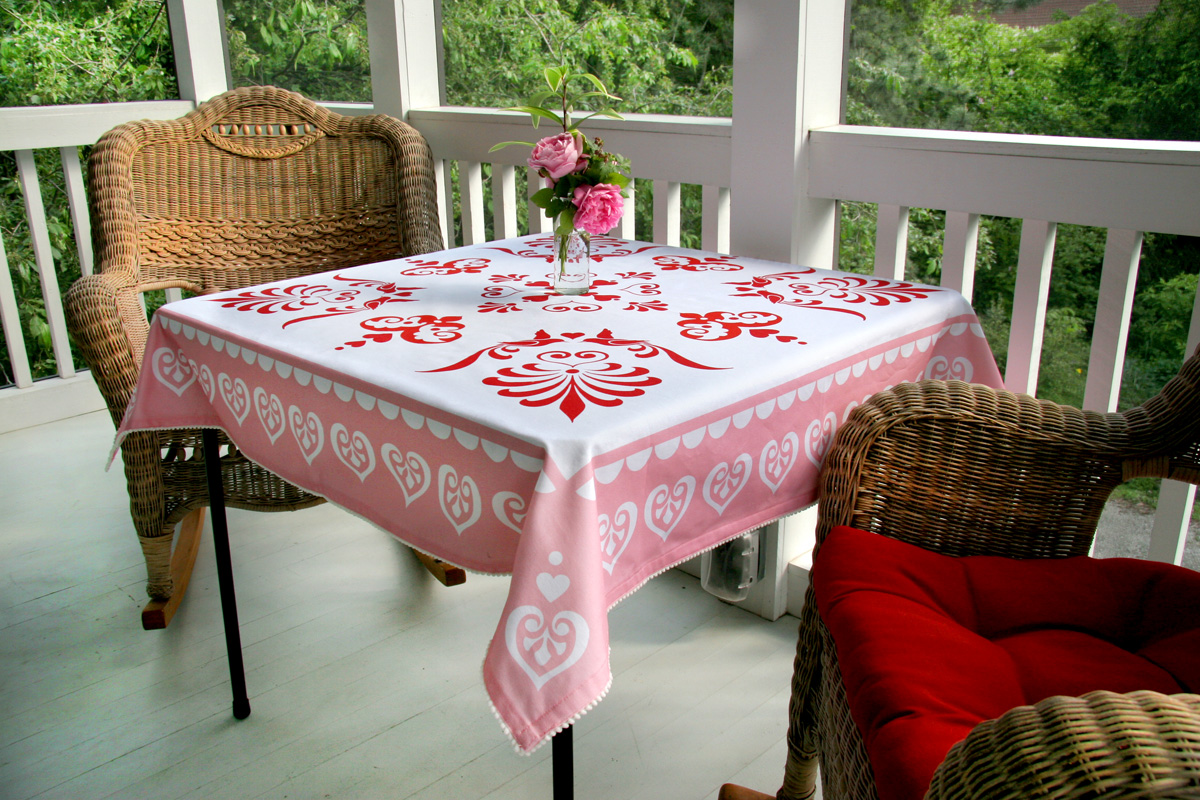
[1,411,800,799]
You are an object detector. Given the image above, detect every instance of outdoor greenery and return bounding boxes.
[2,0,1198,439]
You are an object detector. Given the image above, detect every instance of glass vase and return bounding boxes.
[553,228,592,295]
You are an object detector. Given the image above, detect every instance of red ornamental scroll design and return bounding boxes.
[208,273,424,327]
[477,273,665,313]
[652,254,745,272]
[424,327,726,420]
[727,272,942,319]
[677,311,805,344]
[424,328,725,375]
[395,256,491,276]
[336,314,465,350]
[486,234,663,263]
[484,350,661,421]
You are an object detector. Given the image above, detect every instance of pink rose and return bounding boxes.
[528,132,588,181]
[572,183,625,235]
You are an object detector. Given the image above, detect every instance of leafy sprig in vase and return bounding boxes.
[491,66,631,295]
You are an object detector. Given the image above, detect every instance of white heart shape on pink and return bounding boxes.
[599,502,637,574]
[331,423,375,482]
[150,348,196,397]
[287,405,323,465]
[504,605,590,690]
[702,453,752,515]
[438,464,480,535]
[536,572,570,603]
[217,373,250,425]
[381,444,429,506]
[760,432,800,493]
[803,413,838,468]
[492,491,526,534]
[253,387,285,444]
[644,476,696,541]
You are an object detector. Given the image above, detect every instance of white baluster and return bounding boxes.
[873,204,910,281]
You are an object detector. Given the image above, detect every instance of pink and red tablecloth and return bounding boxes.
[115,234,1003,752]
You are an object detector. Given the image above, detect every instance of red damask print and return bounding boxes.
[653,254,745,272]
[423,328,726,421]
[395,256,491,275]
[336,314,465,350]
[478,274,665,313]
[727,272,940,319]
[207,274,424,327]
[677,311,805,344]
[486,234,663,263]
[484,352,660,421]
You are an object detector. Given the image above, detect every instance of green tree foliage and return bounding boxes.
[224,0,371,102]
[1,0,177,385]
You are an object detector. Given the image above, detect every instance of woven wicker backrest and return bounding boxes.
[814,345,1200,561]
[87,86,442,361]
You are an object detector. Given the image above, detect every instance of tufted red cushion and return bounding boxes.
[813,525,1200,800]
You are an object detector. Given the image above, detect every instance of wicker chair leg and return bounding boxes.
[140,508,205,630]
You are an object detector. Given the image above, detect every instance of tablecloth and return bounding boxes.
[114,233,1003,751]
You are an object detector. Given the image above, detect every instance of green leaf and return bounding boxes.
[530,187,554,207]
[544,66,565,90]
[488,140,535,152]
[508,105,563,129]
[576,72,619,101]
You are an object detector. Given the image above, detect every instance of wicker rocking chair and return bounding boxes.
[722,345,1200,800]
[66,86,455,629]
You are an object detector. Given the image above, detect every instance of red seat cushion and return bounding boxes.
[813,525,1200,800]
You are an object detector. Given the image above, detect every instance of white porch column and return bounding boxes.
[366,0,449,243]
[723,0,849,620]
[730,0,846,268]
[166,0,230,102]
[365,0,444,117]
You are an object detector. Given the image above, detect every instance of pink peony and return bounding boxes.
[571,183,624,235]
[528,132,588,181]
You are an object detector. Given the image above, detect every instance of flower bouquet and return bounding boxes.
[491,66,631,294]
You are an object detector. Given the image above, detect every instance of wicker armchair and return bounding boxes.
[66,86,447,629]
[722,345,1200,800]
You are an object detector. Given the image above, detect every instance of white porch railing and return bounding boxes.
[3,101,1197,569]
[0,0,1194,615]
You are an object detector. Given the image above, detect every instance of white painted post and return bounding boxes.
[366,0,447,243]
[942,210,979,301]
[165,0,230,102]
[60,147,93,276]
[727,0,849,619]
[459,161,485,245]
[653,180,681,246]
[15,150,74,380]
[365,0,443,117]
[1147,279,1200,565]
[1083,228,1142,413]
[730,0,846,268]
[874,204,910,280]
[617,180,636,240]
[527,166,551,236]
[493,164,518,240]
[0,234,32,388]
[702,185,731,254]
[1005,219,1057,396]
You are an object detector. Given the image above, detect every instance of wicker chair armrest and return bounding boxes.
[64,271,149,427]
[815,369,1200,560]
[925,691,1200,799]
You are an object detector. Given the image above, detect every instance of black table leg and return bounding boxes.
[552,724,573,800]
[201,429,251,720]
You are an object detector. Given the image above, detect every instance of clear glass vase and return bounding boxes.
[553,228,592,295]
